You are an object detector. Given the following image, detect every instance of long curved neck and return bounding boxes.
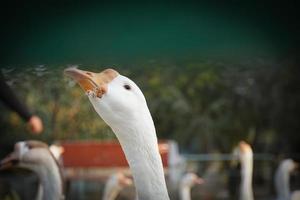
[102,185,121,200]
[111,111,170,200]
[275,165,291,200]
[240,155,253,200]
[102,176,122,200]
[179,186,191,200]
[29,157,64,200]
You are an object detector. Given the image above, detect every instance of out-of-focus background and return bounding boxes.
[0,1,299,200]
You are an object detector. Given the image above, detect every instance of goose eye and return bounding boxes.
[124,84,131,90]
[25,144,32,149]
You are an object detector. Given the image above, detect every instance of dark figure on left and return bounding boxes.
[0,71,44,200]
[0,72,43,134]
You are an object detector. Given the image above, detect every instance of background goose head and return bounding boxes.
[180,172,204,188]
[179,173,204,200]
[234,141,253,163]
[49,144,64,161]
[280,159,299,173]
[1,141,51,169]
[106,172,133,190]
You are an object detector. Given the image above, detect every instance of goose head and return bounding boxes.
[280,159,299,173]
[107,172,133,189]
[179,173,203,200]
[49,144,64,161]
[1,141,53,170]
[180,173,204,188]
[233,141,253,163]
[115,172,133,187]
[64,68,149,136]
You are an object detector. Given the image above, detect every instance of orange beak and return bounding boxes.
[64,67,119,98]
[0,152,19,170]
[194,177,204,185]
[119,176,133,187]
[238,141,252,153]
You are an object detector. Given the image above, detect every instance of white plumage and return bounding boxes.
[65,68,170,200]
[275,159,300,200]
[234,141,254,200]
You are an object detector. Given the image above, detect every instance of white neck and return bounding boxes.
[88,77,169,200]
[102,185,122,200]
[275,164,291,200]
[102,176,122,200]
[240,155,254,200]
[108,109,169,200]
[179,186,191,200]
[25,155,63,200]
[36,183,44,200]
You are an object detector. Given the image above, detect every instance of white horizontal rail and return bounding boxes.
[181,153,275,161]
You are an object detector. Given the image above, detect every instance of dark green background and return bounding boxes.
[1,1,299,66]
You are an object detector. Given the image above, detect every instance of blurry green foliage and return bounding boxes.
[0,58,299,154]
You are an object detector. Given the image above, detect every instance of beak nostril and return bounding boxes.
[86,72,93,77]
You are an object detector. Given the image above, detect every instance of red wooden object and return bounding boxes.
[60,140,169,168]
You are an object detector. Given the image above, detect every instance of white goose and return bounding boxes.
[0,140,64,200]
[234,141,254,200]
[49,144,64,166]
[275,159,300,200]
[64,68,170,200]
[102,172,132,200]
[179,172,203,200]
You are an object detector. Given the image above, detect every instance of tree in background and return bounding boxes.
[0,58,299,158]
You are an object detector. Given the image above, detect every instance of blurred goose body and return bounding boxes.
[275,159,300,200]
[235,141,254,200]
[65,68,170,200]
[0,140,64,200]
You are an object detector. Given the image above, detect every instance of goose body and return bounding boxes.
[275,159,300,200]
[235,141,254,200]
[291,192,300,200]
[65,68,170,200]
[0,140,64,200]
[168,141,186,190]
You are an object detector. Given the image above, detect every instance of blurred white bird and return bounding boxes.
[0,140,65,200]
